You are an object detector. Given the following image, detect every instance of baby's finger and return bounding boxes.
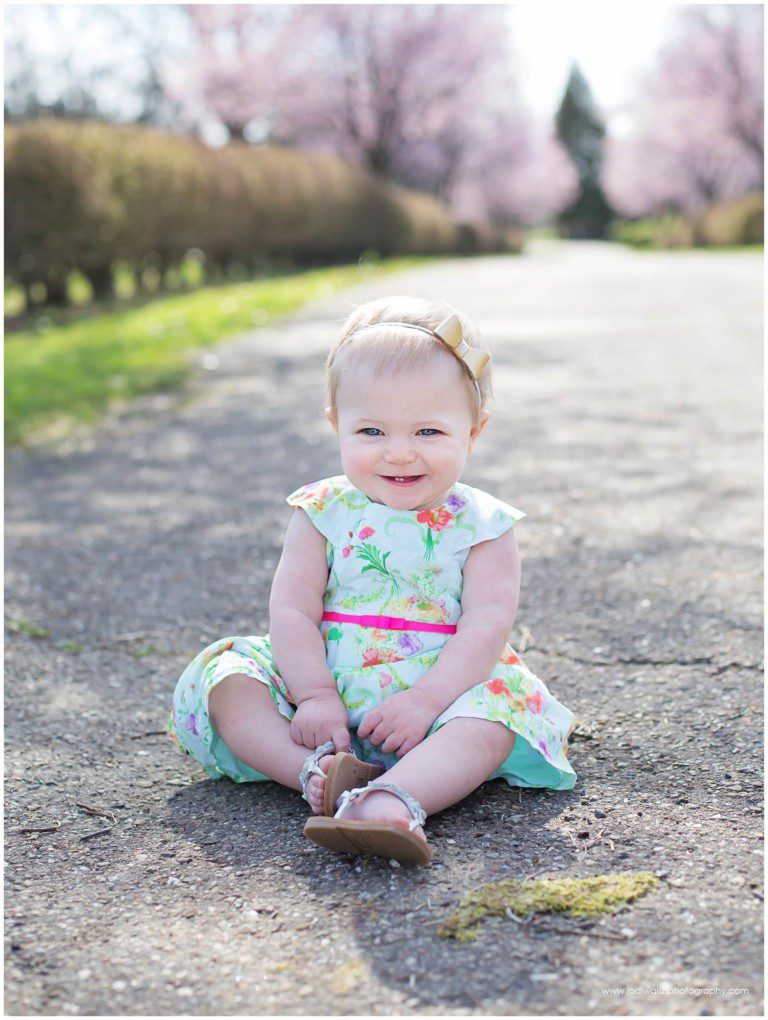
[290,717,304,747]
[381,731,404,755]
[368,721,391,748]
[357,710,379,740]
[332,727,351,754]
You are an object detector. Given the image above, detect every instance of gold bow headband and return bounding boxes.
[348,315,490,404]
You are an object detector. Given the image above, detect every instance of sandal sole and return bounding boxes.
[322,753,386,816]
[304,817,433,865]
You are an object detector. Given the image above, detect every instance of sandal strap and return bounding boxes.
[298,740,336,802]
[334,781,427,832]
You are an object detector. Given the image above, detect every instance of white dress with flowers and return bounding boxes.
[169,474,577,790]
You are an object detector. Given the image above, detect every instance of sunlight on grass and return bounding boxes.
[5,257,430,445]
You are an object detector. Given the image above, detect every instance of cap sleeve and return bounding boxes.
[285,477,346,544]
[454,485,526,549]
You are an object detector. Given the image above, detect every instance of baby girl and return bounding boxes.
[168,295,576,865]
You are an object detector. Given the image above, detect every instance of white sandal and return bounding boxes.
[298,742,386,814]
[303,781,433,865]
[298,740,336,803]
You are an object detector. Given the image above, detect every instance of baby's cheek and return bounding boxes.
[340,444,376,479]
[431,443,465,474]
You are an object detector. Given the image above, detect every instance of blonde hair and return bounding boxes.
[325,296,493,424]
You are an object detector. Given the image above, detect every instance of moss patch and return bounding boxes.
[131,644,166,659]
[6,618,51,639]
[438,871,657,942]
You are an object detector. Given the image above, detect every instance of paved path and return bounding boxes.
[5,241,763,1015]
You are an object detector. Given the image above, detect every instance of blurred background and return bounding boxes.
[4,2,764,444]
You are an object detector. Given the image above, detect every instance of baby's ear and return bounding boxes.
[324,406,338,433]
[469,411,490,448]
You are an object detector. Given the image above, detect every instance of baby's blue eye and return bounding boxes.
[357,427,442,437]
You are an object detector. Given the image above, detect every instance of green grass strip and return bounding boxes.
[438,871,658,942]
[5,257,429,446]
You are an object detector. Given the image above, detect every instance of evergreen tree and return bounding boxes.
[554,64,615,238]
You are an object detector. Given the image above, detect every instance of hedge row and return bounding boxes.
[692,192,764,246]
[5,119,521,304]
[609,192,764,249]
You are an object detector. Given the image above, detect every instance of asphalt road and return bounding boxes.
[5,241,763,1015]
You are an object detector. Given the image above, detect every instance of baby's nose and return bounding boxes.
[384,444,416,463]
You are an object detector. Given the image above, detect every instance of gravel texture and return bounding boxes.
[4,240,763,1015]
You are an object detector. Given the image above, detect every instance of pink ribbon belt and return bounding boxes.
[321,610,457,634]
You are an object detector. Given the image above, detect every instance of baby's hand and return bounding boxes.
[291,691,350,753]
[358,688,439,757]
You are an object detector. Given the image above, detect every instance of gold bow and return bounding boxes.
[433,315,490,381]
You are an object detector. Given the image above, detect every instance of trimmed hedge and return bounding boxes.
[609,192,764,250]
[5,120,521,304]
[692,192,763,247]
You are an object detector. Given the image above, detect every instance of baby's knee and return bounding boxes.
[446,716,516,756]
[209,673,263,731]
[478,719,517,756]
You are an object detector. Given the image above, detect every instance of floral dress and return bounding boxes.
[168,475,577,791]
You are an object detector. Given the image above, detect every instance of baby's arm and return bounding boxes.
[268,508,350,752]
[358,529,520,756]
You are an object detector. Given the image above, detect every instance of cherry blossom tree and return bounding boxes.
[163,4,297,141]
[603,5,763,217]
[163,3,575,226]
[271,6,511,174]
[449,100,577,228]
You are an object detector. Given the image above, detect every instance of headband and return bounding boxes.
[347,315,489,405]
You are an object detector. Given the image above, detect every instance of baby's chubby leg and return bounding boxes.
[208,674,335,814]
[347,718,517,836]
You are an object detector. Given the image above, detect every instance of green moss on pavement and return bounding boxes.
[6,619,51,639]
[438,871,658,942]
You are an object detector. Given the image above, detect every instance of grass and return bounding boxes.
[5,256,430,446]
[5,253,227,320]
[438,871,658,942]
[6,618,51,638]
[131,644,167,659]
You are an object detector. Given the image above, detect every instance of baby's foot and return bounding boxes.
[343,787,427,843]
[305,755,335,815]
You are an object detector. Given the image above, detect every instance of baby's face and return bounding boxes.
[326,351,488,511]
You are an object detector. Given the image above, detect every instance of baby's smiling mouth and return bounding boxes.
[380,474,424,485]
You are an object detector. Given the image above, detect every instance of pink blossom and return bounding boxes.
[165,5,573,225]
[603,6,763,217]
[526,691,544,714]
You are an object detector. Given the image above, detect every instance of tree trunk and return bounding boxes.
[44,275,69,307]
[205,262,226,285]
[88,264,114,302]
[19,279,36,311]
